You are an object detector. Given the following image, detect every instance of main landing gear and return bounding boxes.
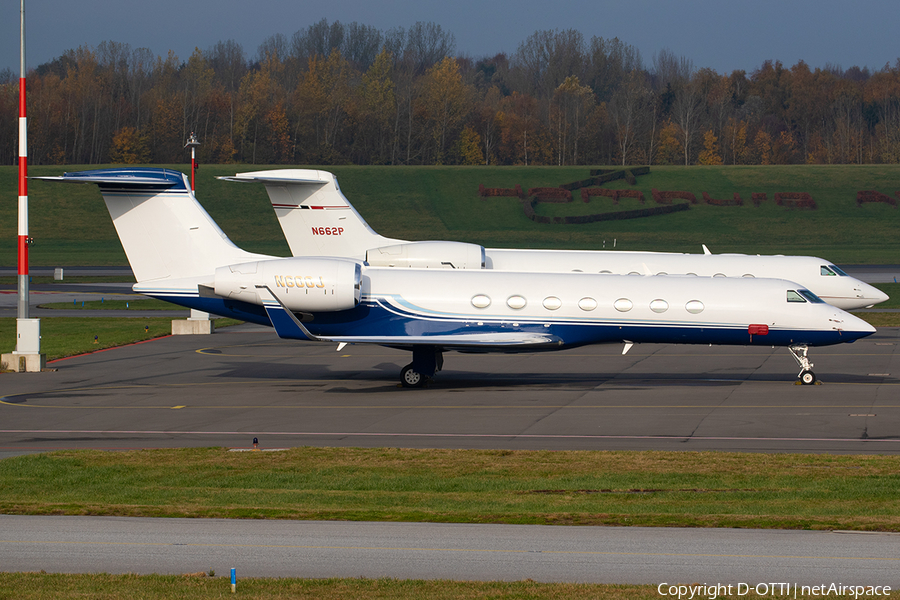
[788,344,817,385]
[400,346,443,388]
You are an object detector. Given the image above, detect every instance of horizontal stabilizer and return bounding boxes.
[35,168,187,190]
[218,173,329,187]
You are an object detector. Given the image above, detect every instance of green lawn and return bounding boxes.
[3,574,860,600]
[38,298,183,310]
[2,164,899,265]
[0,317,245,360]
[1,448,898,531]
[0,574,790,600]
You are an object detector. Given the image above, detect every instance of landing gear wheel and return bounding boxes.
[401,364,426,388]
[799,370,817,385]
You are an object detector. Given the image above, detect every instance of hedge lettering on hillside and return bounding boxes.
[856,190,898,207]
[703,192,743,206]
[525,198,690,224]
[774,192,817,209]
[651,189,699,205]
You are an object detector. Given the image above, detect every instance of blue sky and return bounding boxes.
[3,0,897,76]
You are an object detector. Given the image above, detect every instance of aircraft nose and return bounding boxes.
[864,283,890,306]
[840,311,876,339]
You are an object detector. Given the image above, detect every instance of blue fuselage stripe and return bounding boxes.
[145,292,862,350]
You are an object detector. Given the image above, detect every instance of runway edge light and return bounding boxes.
[231,567,236,593]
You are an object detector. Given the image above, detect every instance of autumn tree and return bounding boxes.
[293,49,355,162]
[454,125,484,165]
[108,126,150,163]
[550,75,595,165]
[236,52,284,163]
[498,92,544,165]
[656,119,681,165]
[419,57,473,164]
[698,130,723,165]
[473,85,503,165]
[352,47,396,164]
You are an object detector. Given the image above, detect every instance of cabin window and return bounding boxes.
[471,294,491,308]
[827,264,849,276]
[713,273,726,278]
[650,299,669,313]
[821,265,837,276]
[742,274,754,278]
[542,296,562,310]
[613,298,633,312]
[600,270,612,274]
[786,290,807,303]
[657,272,668,276]
[685,300,704,314]
[579,297,598,311]
[507,295,527,309]
[798,289,826,303]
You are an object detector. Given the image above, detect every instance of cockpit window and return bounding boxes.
[821,265,836,276]
[798,289,826,303]
[787,290,807,303]
[829,264,849,276]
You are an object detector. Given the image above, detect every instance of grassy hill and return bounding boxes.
[1,164,899,266]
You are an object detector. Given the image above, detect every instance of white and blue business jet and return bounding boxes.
[38,168,875,387]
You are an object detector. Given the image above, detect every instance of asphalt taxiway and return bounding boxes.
[3,515,898,585]
[1,324,898,455]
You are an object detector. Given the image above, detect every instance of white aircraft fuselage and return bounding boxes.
[222,169,888,311]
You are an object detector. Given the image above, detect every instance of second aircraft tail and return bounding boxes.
[219,169,403,261]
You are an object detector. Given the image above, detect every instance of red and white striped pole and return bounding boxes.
[185,132,200,191]
[5,0,41,369]
[17,0,29,322]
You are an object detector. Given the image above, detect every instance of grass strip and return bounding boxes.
[0,275,136,284]
[4,574,826,600]
[852,312,900,327]
[871,283,899,308]
[0,448,898,531]
[0,317,241,361]
[5,164,900,264]
[38,298,185,310]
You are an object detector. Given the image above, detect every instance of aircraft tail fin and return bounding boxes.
[36,168,267,283]
[219,170,403,260]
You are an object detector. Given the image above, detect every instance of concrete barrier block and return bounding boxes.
[1,353,47,372]
[171,319,214,335]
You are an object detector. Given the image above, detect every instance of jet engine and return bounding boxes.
[214,257,362,312]
[366,241,485,269]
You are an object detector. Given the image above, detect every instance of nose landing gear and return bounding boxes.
[789,344,817,385]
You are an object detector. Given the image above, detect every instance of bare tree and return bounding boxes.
[510,29,586,100]
[609,70,650,165]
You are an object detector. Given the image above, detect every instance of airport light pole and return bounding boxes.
[174,131,212,332]
[3,0,45,372]
[185,132,200,191]
[17,0,29,322]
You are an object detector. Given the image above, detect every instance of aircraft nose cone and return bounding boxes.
[841,312,876,339]
[871,286,890,305]
[859,282,889,307]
